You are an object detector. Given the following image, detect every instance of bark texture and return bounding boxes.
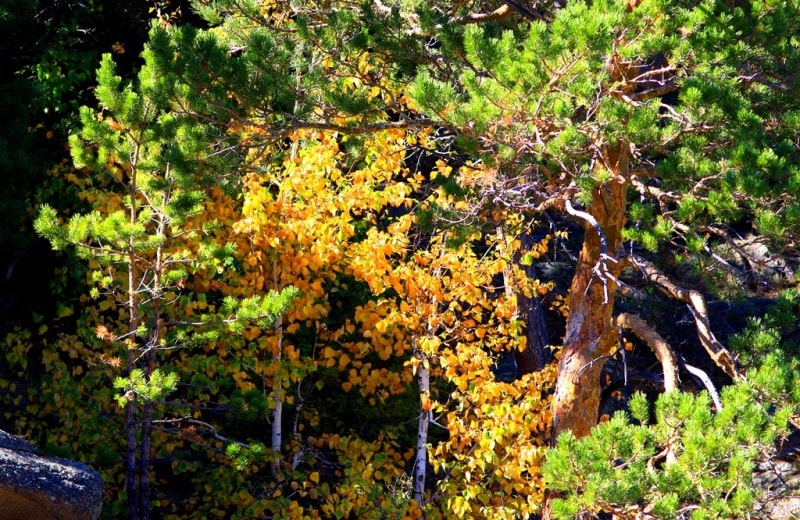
[516,231,552,374]
[551,148,628,441]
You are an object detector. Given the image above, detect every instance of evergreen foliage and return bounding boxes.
[1,0,800,518]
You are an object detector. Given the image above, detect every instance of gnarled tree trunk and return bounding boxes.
[542,146,629,519]
[551,146,628,440]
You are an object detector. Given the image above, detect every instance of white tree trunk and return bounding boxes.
[413,350,430,504]
[271,314,283,475]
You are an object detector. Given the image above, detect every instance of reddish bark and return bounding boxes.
[551,147,629,441]
[542,148,628,520]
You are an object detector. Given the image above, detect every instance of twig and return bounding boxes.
[183,418,250,449]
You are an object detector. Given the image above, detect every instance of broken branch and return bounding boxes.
[566,199,618,304]
[682,362,723,411]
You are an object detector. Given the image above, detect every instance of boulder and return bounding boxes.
[0,429,103,520]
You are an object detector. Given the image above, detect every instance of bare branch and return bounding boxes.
[565,199,618,304]
[683,362,723,411]
[628,255,743,381]
[183,418,251,449]
[615,313,679,393]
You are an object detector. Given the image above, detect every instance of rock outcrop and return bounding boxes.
[0,429,103,520]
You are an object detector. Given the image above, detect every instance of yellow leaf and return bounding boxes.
[309,471,320,484]
[57,305,74,318]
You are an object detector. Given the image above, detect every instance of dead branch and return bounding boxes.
[182,418,250,449]
[628,255,743,381]
[565,199,618,304]
[616,313,679,393]
[682,362,723,411]
[615,312,723,410]
[452,3,515,24]
[452,0,547,24]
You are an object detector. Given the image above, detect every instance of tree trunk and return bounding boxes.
[125,399,139,520]
[126,143,141,520]
[139,401,153,520]
[551,147,628,440]
[498,226,551,375]
[413,348,430,504]
[516,231,551,374]
[542,148,628,520]
[271,314,284,476]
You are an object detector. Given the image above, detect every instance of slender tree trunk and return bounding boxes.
[551,146,629,440]
[516,231,551,374]
[125,275,139,520]
[126,141,141,520]
[139,401,153,520]
[271,313,284,476]
[413,348,430,504]
[138,185,167,520]
[125,400,139,519]
[498,226,551,375]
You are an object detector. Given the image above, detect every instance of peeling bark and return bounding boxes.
[551,147,628,441]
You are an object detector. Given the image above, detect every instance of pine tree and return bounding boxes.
[28,0,800,516]
[35,41,296,518]
[192,0,800,442]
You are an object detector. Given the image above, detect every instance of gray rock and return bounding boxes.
[0,429,103,520]
[754,459,800,519]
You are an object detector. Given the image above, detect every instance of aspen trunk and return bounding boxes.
[271,314,284,476]
[413,349,430,504]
